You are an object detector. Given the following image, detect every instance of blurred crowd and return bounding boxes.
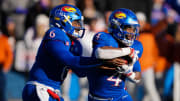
[0,0,180,101]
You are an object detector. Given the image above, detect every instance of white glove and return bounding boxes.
[116,65,140,83]
[129,48,139,65]
[116,64,133,74]
[116,49,138,74]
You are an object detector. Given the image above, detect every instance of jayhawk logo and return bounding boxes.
[114,12,126,19]
[62,6,76,12]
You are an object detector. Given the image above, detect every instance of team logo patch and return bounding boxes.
[62,6,76,12]
[114,12,126,19]
[49,30,55,38]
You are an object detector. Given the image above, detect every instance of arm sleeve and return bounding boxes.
[71,68,87,77]
[95,47,131,59]
[44,40,101,69]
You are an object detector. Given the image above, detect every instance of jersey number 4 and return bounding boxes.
[107,75,122,86]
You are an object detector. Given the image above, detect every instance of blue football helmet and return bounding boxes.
[108,8,140,46]
[49,4,85,38]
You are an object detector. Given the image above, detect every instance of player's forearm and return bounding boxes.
[95,47,132,59]
[58,53,101,69]
[76,56,102,68]
[45,40,101,69]
[71,68,87,77]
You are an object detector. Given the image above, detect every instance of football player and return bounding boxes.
[86,8,143,101]
[22,4,102,101]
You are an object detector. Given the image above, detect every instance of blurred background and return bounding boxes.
[0,0,180,101]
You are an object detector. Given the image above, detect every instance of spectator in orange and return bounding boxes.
[137,12,161,101]
[0,31,13,101]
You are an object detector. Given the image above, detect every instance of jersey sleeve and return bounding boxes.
[93,32,114,49]
[134,40,143,58]
[71,68,87,77]
[133,60,141,72]
[132,41,143,72]
[92,32,116,57]
[43,27,70,42]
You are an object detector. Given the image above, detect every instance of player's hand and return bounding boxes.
[116,65,133,74]
[98,66,116,70]
[99,58,128,70]
[105,58,128,67]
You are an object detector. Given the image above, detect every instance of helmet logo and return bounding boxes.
[54,17,60,20]
[62,6,76,12]
[114,12,126,19]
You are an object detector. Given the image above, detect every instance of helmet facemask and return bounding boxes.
[69,19,85,38]
[117,24,139,46]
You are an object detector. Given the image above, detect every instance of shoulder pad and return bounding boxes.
[43,27,70,43]
[93,32,113,42]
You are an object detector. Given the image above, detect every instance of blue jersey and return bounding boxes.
[29,27,100,89]
[87,32,143,98]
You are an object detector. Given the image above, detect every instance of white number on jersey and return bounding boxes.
[107,74,122,86]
